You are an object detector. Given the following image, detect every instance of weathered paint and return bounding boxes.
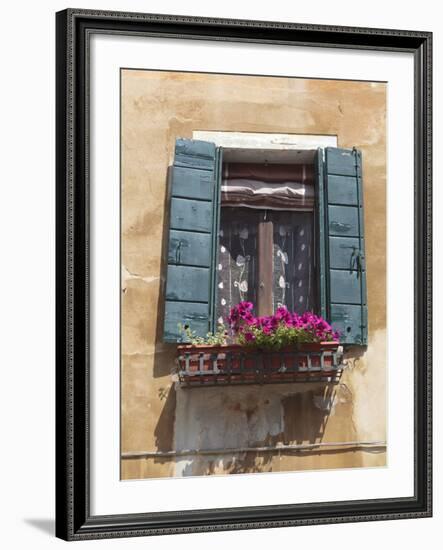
[171,166,215,201]
[329,236,363,269]
[169,197,213,233]
[163,301,209,342]
[163,138,218,342]
[324,148,368,345]
[168,230,212,267]
[327,175,359,205]
[165,265,210,302]
[328,206,359,236]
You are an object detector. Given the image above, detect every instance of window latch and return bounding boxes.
[350,246,357,271]
[350,246,364,277]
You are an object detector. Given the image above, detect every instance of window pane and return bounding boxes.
[216,208,316,325]
[216,208,259,325]
[271,211,316,314]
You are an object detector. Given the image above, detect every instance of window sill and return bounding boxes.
[176,342,344,388]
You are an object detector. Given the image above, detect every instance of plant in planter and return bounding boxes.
[177,322,228,346]
[176,303,343,386]
[227,301,340,351]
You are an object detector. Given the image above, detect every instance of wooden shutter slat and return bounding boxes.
[164,302,210,341]
[174,138,217,170]
[327,175,359,205]
[324,147,358,176]
[330,304,366,345]
[172,166,214,200]
[329,236,364,270]
[165,265,211,303]
[330,271,363,304]
[328,205,359,237]
[170,198,213,233]
[163,138,219,342]
[168,230,211,267]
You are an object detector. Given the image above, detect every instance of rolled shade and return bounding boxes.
[221,163,314,210]
[221,179,314,210]
[223,162,314,183]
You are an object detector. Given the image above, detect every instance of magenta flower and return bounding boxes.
[226,301,339,347]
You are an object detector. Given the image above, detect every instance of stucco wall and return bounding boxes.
[121,69,386,479]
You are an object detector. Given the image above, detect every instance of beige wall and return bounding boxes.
[121,70,387,479]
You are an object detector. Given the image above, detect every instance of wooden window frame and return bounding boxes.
[257,215,274,316]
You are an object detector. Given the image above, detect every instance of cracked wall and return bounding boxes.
[120,70,387,479]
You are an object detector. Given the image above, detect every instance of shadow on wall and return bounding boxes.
[153,165,177,379]
[170,383,349,477]
[281,387,336,445]
[342,345,367,371]
[153,384,176,453]
[149,166,179,461]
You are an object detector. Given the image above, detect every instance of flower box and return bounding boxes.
[176,341,344,387]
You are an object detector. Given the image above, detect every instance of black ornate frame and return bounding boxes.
[55,8,432,541]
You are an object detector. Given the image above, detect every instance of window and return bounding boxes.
[163,138,367,345]
[216,156,316,321]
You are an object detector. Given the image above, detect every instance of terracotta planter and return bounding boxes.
[296,341,339,369]
[176,341,341,386]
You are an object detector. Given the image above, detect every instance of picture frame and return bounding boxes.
[55,8,432,541]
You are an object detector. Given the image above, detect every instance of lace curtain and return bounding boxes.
[216,208,315,325]
[215,162,316,324]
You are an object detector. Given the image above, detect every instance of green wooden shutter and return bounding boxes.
[317,147,368,345]
[163,138,221,342]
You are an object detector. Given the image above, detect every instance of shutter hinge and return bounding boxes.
[352,147,361,178]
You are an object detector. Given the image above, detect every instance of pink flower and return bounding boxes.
[226,301,338,345]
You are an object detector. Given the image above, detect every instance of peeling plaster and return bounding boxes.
[313,393,337,414]
[122,265,160,290]
[173,384,346,477]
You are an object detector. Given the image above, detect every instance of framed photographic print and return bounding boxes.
[55,8,432,541]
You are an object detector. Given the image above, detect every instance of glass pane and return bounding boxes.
[271,211,315,314]
[216,208,316,325]
[216,208,259,326]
